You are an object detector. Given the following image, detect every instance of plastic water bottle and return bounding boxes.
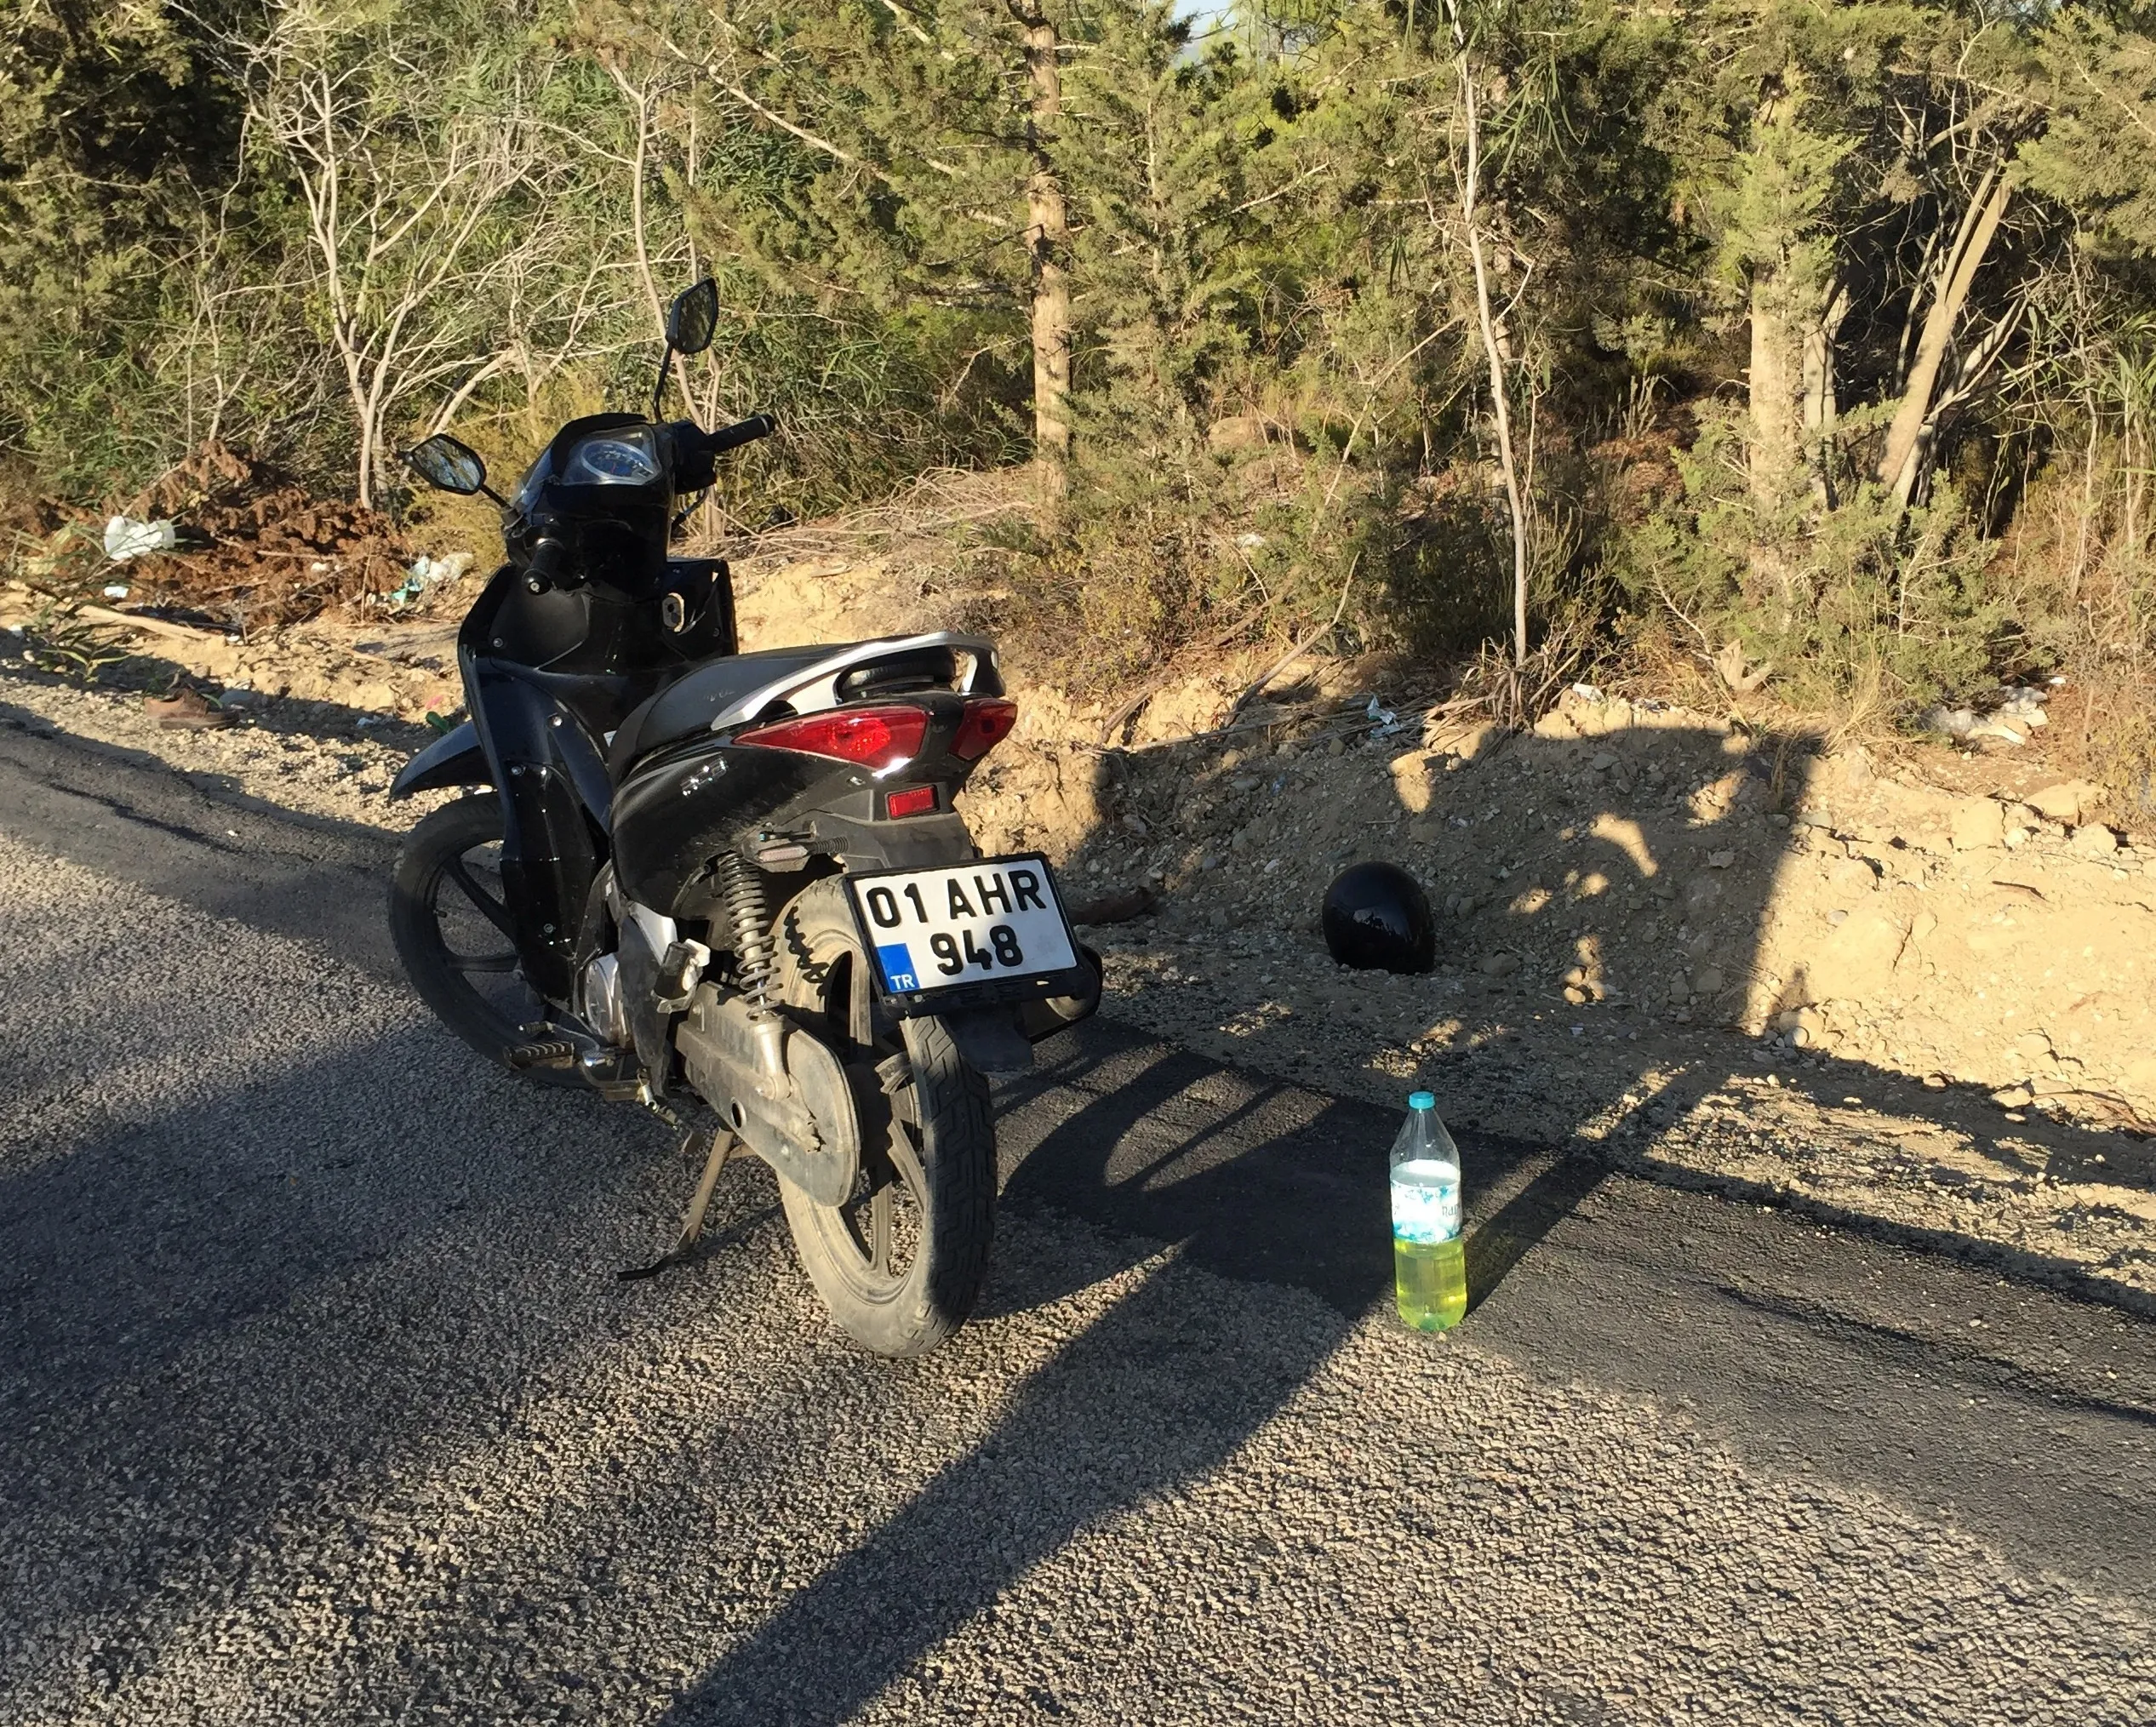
[1391,1090,1466,1331]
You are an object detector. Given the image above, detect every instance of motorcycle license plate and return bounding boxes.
[847,855,1080,1004]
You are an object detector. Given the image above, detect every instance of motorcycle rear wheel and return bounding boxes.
[773,878,996,1356]
[389,794,575,1085]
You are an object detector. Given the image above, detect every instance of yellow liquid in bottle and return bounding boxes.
[1393,1235,1467,1331]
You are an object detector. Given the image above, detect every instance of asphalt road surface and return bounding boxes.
[3,707,2153,1724]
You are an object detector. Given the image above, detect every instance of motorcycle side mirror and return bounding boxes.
[403,434,489,495]
[666,278,719,356]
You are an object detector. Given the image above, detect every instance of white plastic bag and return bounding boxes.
[103,516,177,561]
[386,550,476,606]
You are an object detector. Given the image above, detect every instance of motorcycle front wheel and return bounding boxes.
[388,794,575,1085]
[773,878,996,1356]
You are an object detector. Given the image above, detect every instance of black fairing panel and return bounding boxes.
[460,558,736,708]
[606,643,849,777]
[464,664,605,1002]
[609,740,982,917]
[388,722,487,799]
[609,744,826,913]
[454,560,736,1001]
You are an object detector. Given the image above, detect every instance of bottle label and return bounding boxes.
[1391,1163,1461,1244]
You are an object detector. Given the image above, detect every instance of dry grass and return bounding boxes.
[689,466,1034,568]
[683,437,2156,817]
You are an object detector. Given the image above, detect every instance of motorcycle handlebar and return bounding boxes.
[702,413,776,455]
[523,533,575,592]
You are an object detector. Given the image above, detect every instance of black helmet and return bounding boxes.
[1322,861,1435,974]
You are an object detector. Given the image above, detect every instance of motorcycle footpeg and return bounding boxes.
[506,1036,580,1071]
[508,1022,643,1098]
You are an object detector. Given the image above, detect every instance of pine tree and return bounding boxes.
[2022,11,2156,261]
[0,0,250,483]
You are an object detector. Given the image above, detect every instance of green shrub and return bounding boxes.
[1607,410,2004,713]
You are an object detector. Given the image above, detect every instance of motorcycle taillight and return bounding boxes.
[951,697,1018,762]
[734,704,928,770]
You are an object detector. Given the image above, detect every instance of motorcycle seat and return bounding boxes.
[607,642,873,776]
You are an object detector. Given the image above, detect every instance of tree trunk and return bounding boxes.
[1010,2,1070,501]
[1440,3,1528,671]
[1747,268,1806,506]
[1450,26,1529,672]
[355,403,376,510]
[1877,163,2012,505]
[1800,283,1850,506]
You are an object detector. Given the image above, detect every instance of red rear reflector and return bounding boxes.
[885,785,936,819]
[951,697,1018,762]
[734,704,927,769]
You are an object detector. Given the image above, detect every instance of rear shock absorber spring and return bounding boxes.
[718,853,788,1098]
[716,852,775,1009]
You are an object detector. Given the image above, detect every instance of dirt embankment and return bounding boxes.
[1004,695,2156,1126]
[4,541,2153,1306]
[730,553,2156,1123]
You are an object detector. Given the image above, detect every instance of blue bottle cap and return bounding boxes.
[1408,1090,1436,1111]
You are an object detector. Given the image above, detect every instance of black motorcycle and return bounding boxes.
[388,279,1099,1355]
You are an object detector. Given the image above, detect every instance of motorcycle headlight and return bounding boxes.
[562,428,661,486]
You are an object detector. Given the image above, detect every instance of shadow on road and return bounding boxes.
[658,1023,1628,1724]
[658,1256,1353,1727]
[0,1023,640,1421]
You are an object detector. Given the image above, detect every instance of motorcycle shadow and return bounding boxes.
[659,1026,1604,1727]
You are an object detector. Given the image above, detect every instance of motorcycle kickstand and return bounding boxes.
[618,1124,738,1281]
